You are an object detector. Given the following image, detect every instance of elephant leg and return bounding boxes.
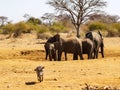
[88,54,90,59]
[53,50,57,61]
[79,53,84,60]
[45,49,48,60]
[88,49,93,59]
[53,54,56,61]
[58,50,62,61]
[101,44,104,58]
[49,51,52,61]
[93,49,96,59]
[65,52,67,60]
[96,49,99,58]
[94,48,99,59]
[73,53,78,60]
[88,53,92,59]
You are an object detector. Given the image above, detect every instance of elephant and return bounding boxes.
[82,38,95,59]
[57,37,84,61]
[85,31,104,58]
[46,33,60,43]
[44,42,60,61]
[44,34,60,60]
[73,38,95,60]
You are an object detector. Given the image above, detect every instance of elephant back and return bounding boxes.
[85,31,103,47]
[62,38,82,54]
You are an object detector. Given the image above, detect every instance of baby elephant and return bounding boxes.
[44,42,60,61]
[34,66,44,82]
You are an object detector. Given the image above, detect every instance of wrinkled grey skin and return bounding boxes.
[44,42,60,61]
[58,38,84,61]
[82,38,95,59]
[85,31,104,58]
[44,43,57,61]
[44,34,60,60]
[73,38,95,60]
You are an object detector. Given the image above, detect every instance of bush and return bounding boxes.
[2,24,15,34]
[112,23,120,33]
[107,23,120,37]
[36,25,49,33]
[0,29,3,34]
[13,22,31,37]
[49,22,67,33]
[88,21,107,31]
[27,17,42,25]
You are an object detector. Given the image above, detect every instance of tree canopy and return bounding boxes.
[47,0,107,37]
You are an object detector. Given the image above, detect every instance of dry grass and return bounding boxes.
[0,34,120,90]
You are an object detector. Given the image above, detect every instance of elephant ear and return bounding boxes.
[85,31,93,41]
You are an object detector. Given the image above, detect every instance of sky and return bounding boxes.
[0,0,120,23]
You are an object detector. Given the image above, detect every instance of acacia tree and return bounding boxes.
[0,16,8,27]
[41,13,55,25]
[47,0,107,37]
[89,14,120,23]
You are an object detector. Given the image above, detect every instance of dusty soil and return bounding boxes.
[0,34,120,90]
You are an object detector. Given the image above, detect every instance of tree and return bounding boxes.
[41,13,56,25]
[27,17,42,25]
[0,16,8,27]
[47,0,107,37]
[89,13,120,23]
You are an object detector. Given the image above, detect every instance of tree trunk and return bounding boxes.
[76,27,80,38]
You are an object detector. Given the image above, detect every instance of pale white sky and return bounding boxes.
[0,0,120,23]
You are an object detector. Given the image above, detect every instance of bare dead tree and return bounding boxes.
[47,0,107,37]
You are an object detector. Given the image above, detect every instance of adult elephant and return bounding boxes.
[44,33,60,60]
[73,38,95,60]
[58,37,84,61]
[85,31,104,58]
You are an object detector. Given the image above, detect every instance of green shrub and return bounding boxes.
[88,21,107,31]
[112,23,120,32]
[2,24,15,34]
[49,22,67,33]
[13,22,31,37]
[0,29,3,34]
[107,23,120,37]
[37,25,49,33]
[27,17,42,25]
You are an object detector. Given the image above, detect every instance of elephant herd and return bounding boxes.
[44,31,104,61]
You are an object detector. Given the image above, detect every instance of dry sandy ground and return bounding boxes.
[0,34,120,90]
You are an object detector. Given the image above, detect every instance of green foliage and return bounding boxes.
[111,23,120,32]
[88,21,120,37]
[36,25,49,33]
[49,22,67,33]
[88,21,107,31]
[0,29,3,34]
[107,23,120,37]
[13,22,31,37]
[2,23,15,34]
[27,17,42,25]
